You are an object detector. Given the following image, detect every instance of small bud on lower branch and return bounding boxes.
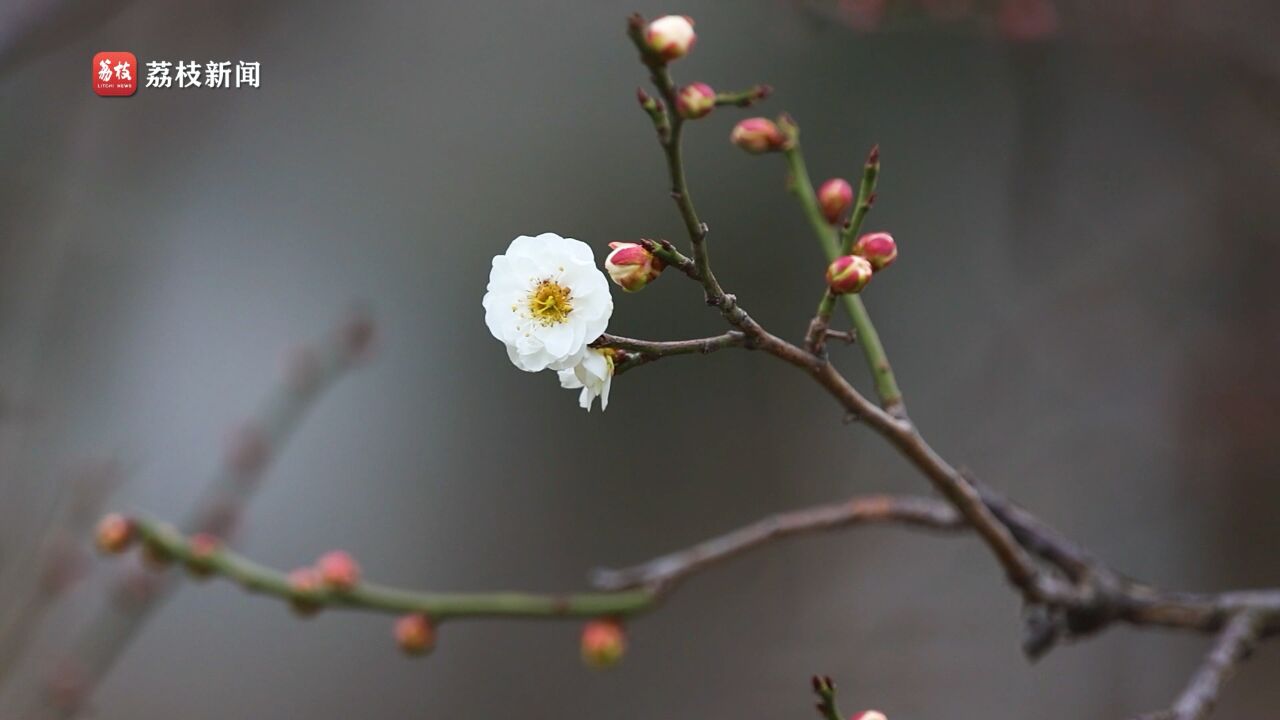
[316,550,361,591]
[676,82,717,119]
[730,118,787,154]
[94,514,135,554]
[645,15,696,61]
[826,255,874,295]
[580,619,626,669]
[185,533,222,579]
[288,567,324,617]
[818,178,854,224]
[395,613,436,656]
[852,232,897,271]
[606,242,665,292]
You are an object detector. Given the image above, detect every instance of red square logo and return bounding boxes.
[93,52,137,96]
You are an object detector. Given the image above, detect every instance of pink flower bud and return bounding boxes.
[605,242,665,292]
[676,83,716,119]
[645,15,696,61]
[730,118,786,154]
[288,567,324,616]
[316,550,361,590]
[185,533,221,579]
[394,613,436,656]
[818,178,854,224]
[850,712,888,720]
[95,513,135,554]
[580,619,626,669]
[826,255,874,295]
[852,232,898,271]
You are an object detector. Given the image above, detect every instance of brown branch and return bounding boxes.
[1132,610,1267,720]
[593,331,747,375]
[592,494,964,592]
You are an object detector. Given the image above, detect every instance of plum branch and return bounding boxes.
[75,13,1280,720]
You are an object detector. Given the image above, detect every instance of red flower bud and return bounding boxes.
[818,178,854,224]
[676,82,716,119]
[288,567,324,616]
[94,514,135,554]
[826,255,874,295]
[852,232,897,271]
[394,613,436,656]
[605,242,665,292]
[730,118,787,154]
[645,15,696,61]
[185,533,222,579]
[850,712,888,720]
[580,619,626,669]
[316,550,361,590]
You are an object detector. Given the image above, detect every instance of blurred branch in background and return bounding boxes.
[2,309,374,719]
[0,458,129,691]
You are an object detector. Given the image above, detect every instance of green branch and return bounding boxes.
[784,142,904,415]
[129,518,656,622]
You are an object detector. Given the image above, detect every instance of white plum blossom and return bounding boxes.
[484,233,613,373]
[558,348,614,412]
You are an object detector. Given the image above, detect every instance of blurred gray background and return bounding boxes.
[2,0,1279,718]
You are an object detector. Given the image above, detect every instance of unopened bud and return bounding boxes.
[580,619,626,669]
[316,550,361,590]
[185,533,221,579]
[95,514,135,554]
[605,242,665,292]
[645,15,696,61]
[394,613,436,656]
[850,712,888,720]
[730,118,786,154]
[818,178,854,224]
[852,232,897,271]
[826,255,874,295]
[288,567,324,616]
[676,83,716,119]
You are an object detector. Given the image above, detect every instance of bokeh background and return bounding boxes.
[2,1,1279,718]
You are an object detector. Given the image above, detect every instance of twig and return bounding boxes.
[1132,610,1267,720]
[592,494,963,592]
[812,675,843,720]
[593,331,747,374]
[782,141,904,415]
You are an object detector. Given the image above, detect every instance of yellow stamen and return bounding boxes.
[527,279,573,325]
